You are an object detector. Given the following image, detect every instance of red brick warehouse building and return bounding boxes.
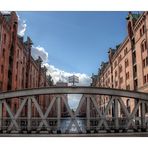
[91,11,148,118]
[0,11,54,117]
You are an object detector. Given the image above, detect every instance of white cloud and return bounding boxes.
[31,46,48,62]
[44,63,91,86]
[17,16,27,37]
[44,63,92,110]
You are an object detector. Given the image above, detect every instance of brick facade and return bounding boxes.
[0,11,53,117]
[91,12,148,117]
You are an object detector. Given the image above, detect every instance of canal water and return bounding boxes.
[60,119,86,133]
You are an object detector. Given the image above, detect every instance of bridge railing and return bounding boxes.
[0,87,148,134]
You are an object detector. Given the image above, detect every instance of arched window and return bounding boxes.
[141,40,147,52]
[125,59,129,68]
[119,65,122,73]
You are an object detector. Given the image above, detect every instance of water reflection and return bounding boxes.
[60,119,85,133]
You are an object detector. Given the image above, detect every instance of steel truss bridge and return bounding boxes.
[0,86,148,136]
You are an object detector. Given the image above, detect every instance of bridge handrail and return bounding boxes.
[0,86,148,101]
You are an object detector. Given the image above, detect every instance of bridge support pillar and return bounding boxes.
[141,101,146,132]
[86,96,90,133]
[114,98,119,132]
[57,96,61,133]
[27,98,32,133]
[0,100,2,132]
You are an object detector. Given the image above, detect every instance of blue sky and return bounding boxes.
[18,12,128,76]
[2,11,137,109]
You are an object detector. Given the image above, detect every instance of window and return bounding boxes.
[1,65,4,74]
[133,51,136,64]
[140,29,142,37]
[141,40,147,52]
[146,57,148,66]
[2,48,5,57]
[109,108,111,115]
[3,34,6,44]
[141,42,144,52]
[147,74,148,83]
[125,59,129,68]
[108,78,110,83]
[126,72,129,80]
[119,77,123,84]
[16,62,18,69]
[124,48,128,56]
[17,49,19,58]
[134,79,138,89]
[145,104,148,113]
[144,41,147,50]
[140,25,145,37]
[144,75,147,84]
[119,65,122,73]
[126,84,130,90]
[118,55,122,63]
[143,59,146,68]
[115,81,118,87]
[126,99,130,112]
[142,25,145,34]
[105,81,107,87]
[108,70,110,75]
[14,103,17,114]
[105,73,107,78]
[143,57,148,68]
[0,81,3,91]
[115,70,117,77]
[114,61,117,68]
[133,65,137,77]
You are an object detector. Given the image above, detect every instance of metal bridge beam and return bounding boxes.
[57,96,61,131]
[37,97,56,131]
[3,100,20,131]
[1,87,148,101]
[86,96,90,131]
[62,96,81,133]
[141,101,146,130]
[0,87,148,134]
[114,98,119,131]
[126,100,141,130]
[8,97,28,131]
[32,97,50,131]
[27,98,32,132]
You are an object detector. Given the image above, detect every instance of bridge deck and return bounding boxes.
[0,132,148,137]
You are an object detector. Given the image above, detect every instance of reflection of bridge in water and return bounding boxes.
[0,86,148,136]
